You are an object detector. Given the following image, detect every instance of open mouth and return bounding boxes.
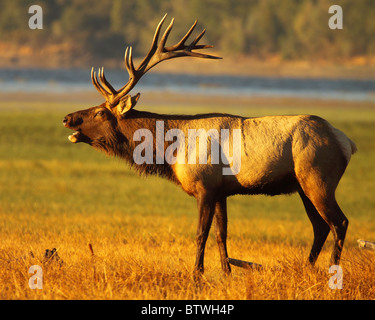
[68,131,81,143]
[63,117,82,143]
[67,129,91,144]
[63,116,90,144]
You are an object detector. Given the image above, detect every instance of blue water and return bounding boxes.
[0,68,374,102]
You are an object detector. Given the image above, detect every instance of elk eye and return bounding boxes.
[95,110,105,117]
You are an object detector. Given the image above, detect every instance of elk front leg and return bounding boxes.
[195,192,215,274]
[214,197,231,274]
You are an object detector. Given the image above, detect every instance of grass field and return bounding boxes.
[1,97,375,300]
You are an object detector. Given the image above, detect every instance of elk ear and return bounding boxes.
[117,93,141,117]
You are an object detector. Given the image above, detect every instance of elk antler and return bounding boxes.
[91,13,221,107]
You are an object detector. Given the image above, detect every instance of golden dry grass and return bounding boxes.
[1,211,375,300]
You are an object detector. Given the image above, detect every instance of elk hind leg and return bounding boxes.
[299,174,349,266]
[299,190,330,265]
[324,199,349,266]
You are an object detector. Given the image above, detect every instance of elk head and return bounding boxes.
[62,94,140,146]
[63,14,220,151]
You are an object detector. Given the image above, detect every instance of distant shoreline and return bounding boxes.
[1,45,375,80]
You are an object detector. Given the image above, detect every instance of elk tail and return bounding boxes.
[349,137,358,155]
[330,126,357,164]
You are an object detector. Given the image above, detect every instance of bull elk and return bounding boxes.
[63,14,357,274]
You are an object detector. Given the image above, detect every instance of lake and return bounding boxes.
[0,68,374,102]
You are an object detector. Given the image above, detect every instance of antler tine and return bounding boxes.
[167,20,197,51]
[128,47,136,77]
[138,14,168,71]
[190,29,206,48]
[158,18,175,51]
[164,22,214,52]
[117,46,137,98]
[182,27,221,59]
[124,46,136,79]
[91,67,109,98]
[151,13,168,51]
[124,47,130,74]
[99,67,116,95]
[163,21,221,60]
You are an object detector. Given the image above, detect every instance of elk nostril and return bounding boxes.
[76,117,83,126]
[63,117,68,125]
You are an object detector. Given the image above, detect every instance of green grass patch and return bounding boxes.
[0,101,374,229]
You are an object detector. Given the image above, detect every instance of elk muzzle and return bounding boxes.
[63,114,85,143]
